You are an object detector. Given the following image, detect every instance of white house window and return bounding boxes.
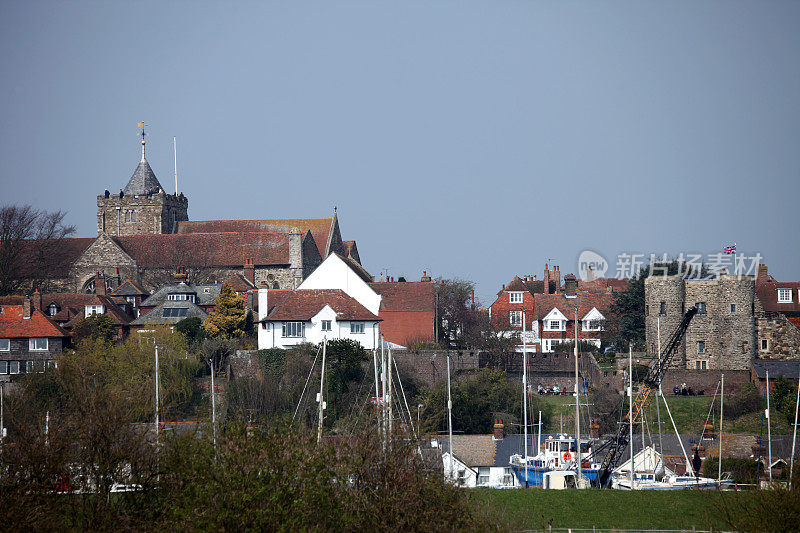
[457,469,467,486]
[10,361,20,374]
[282,322,305,338]
[697,341,705,354]
[0,361,7,373]
[26,360,35,373]
[509,292,523,304]
[126,296,137,306]
[85,304,104,316]
[162,307,188,318]
[29,338,48,351]
[503,467,514,486]
[582,320,603,332]
[509,311,522,327]
[350,322,365,334]
[544,320,563,332]
[477,467,490,486]
[0,339,9,351]
[778,289,792,303]
[321,320,332,331]
[168,294,195,303]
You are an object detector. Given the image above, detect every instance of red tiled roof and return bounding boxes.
[0,305,69,338]
[264,289,381,322]
[113,232,291,268]
[532,291,612,321]
[369,281,434,312]
[11,238,95,278]
[177,218,334,258]
[222,272,256,292]
[756,280,800,315]
[39,293,132,326]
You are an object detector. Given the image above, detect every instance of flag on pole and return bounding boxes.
[723,243,736,254]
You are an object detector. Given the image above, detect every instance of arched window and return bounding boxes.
[272,282,280,289]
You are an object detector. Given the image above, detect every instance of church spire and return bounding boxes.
[138,122,148,161]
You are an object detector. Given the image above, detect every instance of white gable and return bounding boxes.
[543,307,567,322]
[581,307,604,322]
[298,254,381,314]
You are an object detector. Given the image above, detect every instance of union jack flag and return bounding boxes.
[723,244,736,254]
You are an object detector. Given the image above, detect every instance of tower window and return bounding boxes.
[124,210,138,223]
[730,303,736,314]
[696,302,706,315]
[659,302,666,315]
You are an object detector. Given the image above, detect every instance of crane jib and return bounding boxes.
[596,306,698,488]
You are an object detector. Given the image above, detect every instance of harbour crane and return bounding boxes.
[595,305,698,488]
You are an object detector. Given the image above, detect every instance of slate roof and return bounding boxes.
[141,283,221,307]
[113,232,292,268]
[123,157,164,195]
[110,280,149,297]
[177,218,334,258]
[751,360,800,380]
[0,305,69,338]
[369,281,435,312]
[263,289,381,322]
[130,300,208,325]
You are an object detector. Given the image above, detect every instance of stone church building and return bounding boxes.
[34,134,366,293]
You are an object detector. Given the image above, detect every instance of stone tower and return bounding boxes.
[645,276,686,368]
[645,274,756,370]
[97,127,188,236]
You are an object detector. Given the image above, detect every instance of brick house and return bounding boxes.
[488,265,616,353]
[368,278,435,348]
[0,298,69,382]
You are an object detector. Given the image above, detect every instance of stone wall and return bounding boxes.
[757,313,800,359]
[658,369,751,396]
[645,275,756,371]
[392,350,480,386]
[97,191,188,237]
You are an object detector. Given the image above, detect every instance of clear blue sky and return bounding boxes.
[2,1,798,305]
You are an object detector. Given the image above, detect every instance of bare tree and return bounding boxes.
[0,204,76,295]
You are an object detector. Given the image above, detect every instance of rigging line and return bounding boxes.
[292,344,322,423]
[393,358,417,440]
[344,359,370,430]
[701,381,721,439]
[347,371,374,436]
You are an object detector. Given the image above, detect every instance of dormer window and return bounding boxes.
[777,288,793,303]
[167,293,195,303]
[509,292,523,304]
[544,320,564,331]
[48,303,59,316]
[85,304,104,317]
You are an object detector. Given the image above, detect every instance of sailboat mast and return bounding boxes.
[373,349,380,436]
[767,370,773,483]
[574,306,581,482]
[388,347,393,436]
[522,311,528,486]
[629,344,634,489]
[656,317,664,457]
[447,353,454,482]
[317,338,327,444]
[718,374,724,482]
[790,368,800,489]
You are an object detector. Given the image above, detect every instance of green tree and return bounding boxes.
[175,316,206,345]
[203,282,247,339]
[72,313,117,344]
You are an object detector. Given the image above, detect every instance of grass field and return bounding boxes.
[537,393,792,436]
[475,488,748,531]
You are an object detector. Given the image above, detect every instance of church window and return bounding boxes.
[659,302,666,315]
[697,341,705,354]
[696,302,706,315]
[272,282,280,289]
[124,210,138,223]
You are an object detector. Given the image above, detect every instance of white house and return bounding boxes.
[297,253,381,315]
[257,288,381,349]
[432,423,520,489]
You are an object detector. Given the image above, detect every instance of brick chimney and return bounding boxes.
[493,418,504,441]
[23,296,32,319]
[244,258,255,286]
[95,271,106,296]
[421,270,431,282]
[554,266,561,293]
[564,274,578,298]
[33,288,42,311]
[174,267,188,285]
[757,264,768,283]
[543,264,551,294]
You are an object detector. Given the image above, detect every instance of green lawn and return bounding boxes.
[536,393,792,436]
[475,488,749,531]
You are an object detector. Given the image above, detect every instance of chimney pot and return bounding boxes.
[493,418,505,440]
[23,296,32,319]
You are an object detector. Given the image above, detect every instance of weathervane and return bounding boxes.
[138,122,149,160]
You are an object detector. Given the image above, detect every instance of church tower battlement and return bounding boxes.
[97,124,188,236]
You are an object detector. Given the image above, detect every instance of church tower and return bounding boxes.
[97,125,189,236]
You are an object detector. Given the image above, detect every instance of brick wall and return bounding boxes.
[379,310,435,347]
